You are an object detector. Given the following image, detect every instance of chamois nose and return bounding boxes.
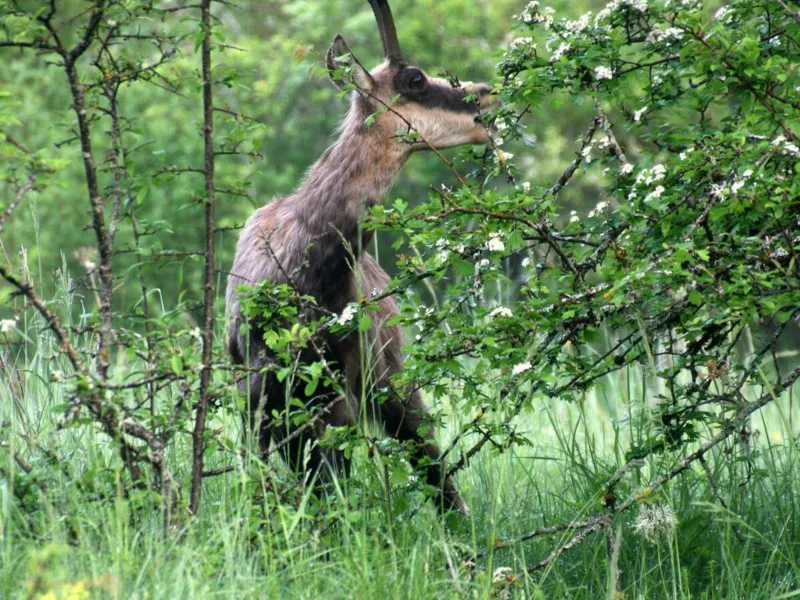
[464,83,498,110]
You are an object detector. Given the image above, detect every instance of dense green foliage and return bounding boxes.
[1,0,799,598]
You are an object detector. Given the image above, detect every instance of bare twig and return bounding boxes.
[190,0,218,516]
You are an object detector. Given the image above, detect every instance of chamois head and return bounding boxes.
[326,0,497,151]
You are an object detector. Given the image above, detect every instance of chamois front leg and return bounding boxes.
[367,319,468,516]
[381,386,469,516]
[237,337,351,493]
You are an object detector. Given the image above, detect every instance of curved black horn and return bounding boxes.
[369,0,403,62]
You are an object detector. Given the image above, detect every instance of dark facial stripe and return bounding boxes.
[393,70,477,114]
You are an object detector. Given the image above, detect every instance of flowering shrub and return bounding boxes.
[366,0,799,509]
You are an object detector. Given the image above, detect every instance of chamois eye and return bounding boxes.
[407,72,426,91]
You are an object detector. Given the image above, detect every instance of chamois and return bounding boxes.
[226,0,496,515]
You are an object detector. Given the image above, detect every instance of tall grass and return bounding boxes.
[1,271,799,600]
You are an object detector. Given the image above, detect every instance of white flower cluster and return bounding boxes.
[550,41,571,62]
[588,200,610,218]
[564,13,591,35]
[595,0,648,25]
[620,162,634,175]
[710,183,728,200]
[569,210,580,223]
[634,503,678,544]
[487,232,505,252]
[493,148,514,164]
[336,304,358,326]
[492,567,514,584]
[633,106,648,122]
[679,146,695,161]
[730,169,754,195]
[717,168,756,198]
[512,361,532,375]
[772,134,800,157]
[434,237,451,262]
[646,27,684,44]
[517,1,554,28]
[594,65,613,80]
[635,163,667,186]
[488,306,513,319]
[644,185,665,202]
[628,163,668,203]
[0,318,17,334]
[509,37,535,52]
[715,6,733,24]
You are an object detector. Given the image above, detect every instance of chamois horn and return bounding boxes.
[368,0,403,63]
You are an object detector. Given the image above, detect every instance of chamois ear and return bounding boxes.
[326,34,375,92]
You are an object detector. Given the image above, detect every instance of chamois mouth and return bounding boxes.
[473,100,502,130]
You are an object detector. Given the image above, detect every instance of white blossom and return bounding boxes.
[783,142,800,157]
[550,42,571,62]
[588,200,610,218]
[644,185,665,202]
[710,183,728,200]
[633,106,648,122]
[620,162,634,175]
[742,169,754,179]
[478,259,490,268]
[521,181,531,193]
[647,27,684,44]
[336,304,357,326]
[487,233,505,252]
[634,504,678,544]
[679,147,695,160]
[492,567,514,584]
[594,65,613,80]
[493,149,514,163]
[565,13,591,35]
[731,179,745,195]
[489,306,513,319]
[714,6,733,23]
[510,37,535,52]
[512,361,532,375]
[521,257,532,268]
[0,318,16,334]
[594,7,613,25]
[636,164,666,186]
[519,1,553,27]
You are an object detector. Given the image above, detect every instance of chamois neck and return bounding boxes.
[297,105,408,217]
